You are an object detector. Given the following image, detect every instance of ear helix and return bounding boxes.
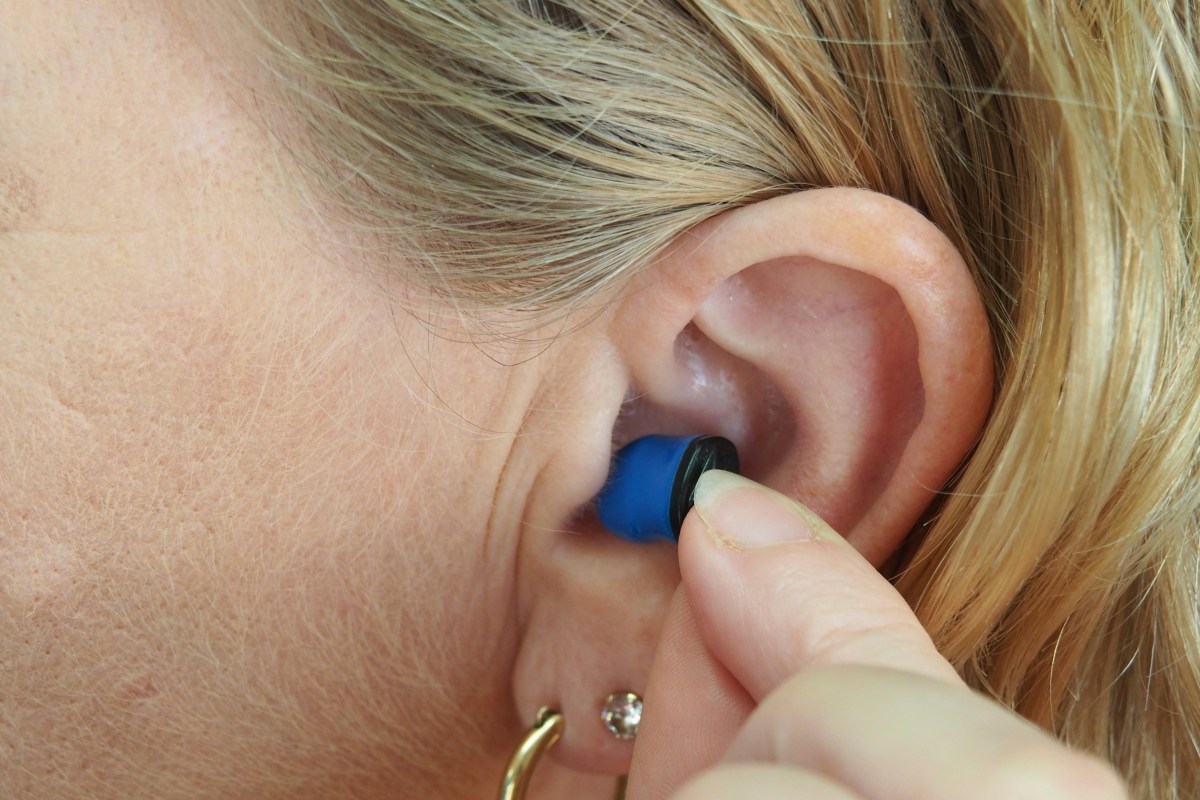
[595,434,740,543]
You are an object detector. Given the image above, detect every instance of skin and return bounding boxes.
[629,474,1129,799]
[1,2,1129,799]
[0,2,565,796]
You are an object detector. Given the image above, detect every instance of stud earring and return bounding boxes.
[600,691,643,740]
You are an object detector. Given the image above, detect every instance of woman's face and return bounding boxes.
[2,3,602,796]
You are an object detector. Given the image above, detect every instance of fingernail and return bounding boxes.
[692,471,817,548]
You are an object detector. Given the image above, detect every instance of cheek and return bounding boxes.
[0,5,521,787]
[0,237,513,793]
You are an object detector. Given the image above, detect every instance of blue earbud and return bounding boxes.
[595,434,740,543]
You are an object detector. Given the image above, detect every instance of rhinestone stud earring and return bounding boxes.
[600,691,643,740]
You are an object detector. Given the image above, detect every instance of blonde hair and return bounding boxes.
[237,1,1200,796]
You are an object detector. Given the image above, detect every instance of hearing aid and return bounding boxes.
[595,434,740,543]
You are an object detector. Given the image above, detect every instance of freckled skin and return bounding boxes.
[0,3,603,798]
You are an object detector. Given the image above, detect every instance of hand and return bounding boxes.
[627,471,1128,800]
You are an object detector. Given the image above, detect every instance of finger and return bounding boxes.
[626,586,754,800]
[673,763,862,800]
[726,665,1128,800]
[680,470,962,704]
[679,470,1128,800]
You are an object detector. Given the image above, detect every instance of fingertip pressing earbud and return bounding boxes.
[595,434,740,543]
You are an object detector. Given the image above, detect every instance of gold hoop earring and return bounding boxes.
[498,707,564,800]
[496,707,629,800]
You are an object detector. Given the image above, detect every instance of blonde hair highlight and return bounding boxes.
[236,0,1200,796]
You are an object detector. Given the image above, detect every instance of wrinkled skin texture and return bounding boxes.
[0,3,600,797]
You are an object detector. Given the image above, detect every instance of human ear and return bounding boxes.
[509,188,993,776]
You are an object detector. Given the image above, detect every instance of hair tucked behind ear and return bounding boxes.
[229,0,1200,795]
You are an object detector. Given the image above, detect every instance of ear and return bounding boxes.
[509,188,993,777]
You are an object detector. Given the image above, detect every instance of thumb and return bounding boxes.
[679,470,961,702]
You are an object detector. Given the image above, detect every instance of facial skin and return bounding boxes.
[1,3,612,797]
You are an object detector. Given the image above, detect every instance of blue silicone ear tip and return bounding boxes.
[595,434,740,543]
